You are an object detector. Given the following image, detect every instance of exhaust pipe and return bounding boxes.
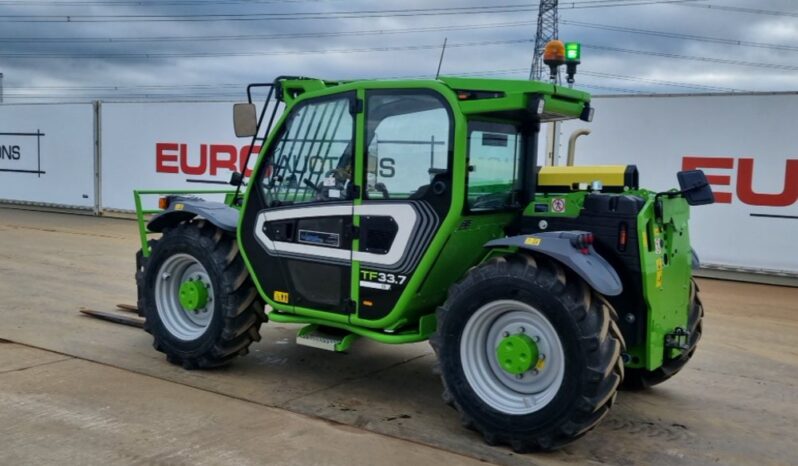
[566,129,591,166]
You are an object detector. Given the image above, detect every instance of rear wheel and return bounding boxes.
[431,254,625,452]
[621,280,703,390]
[140,220,266,369]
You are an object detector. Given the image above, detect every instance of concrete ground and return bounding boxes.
[0,207,796,466]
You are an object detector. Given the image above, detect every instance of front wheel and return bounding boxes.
[140,220,266,369]
[431,254,625,452]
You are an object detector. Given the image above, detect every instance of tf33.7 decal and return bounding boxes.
[359,270,407,291]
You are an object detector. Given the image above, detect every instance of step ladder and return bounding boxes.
[296,325,358,352]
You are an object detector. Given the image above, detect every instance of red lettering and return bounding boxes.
[736,158,798,207]
[682,156,733,203]
[157,142,264,177]
[209,144,238,176]
[179,144,208,176]
[155,143,179,174]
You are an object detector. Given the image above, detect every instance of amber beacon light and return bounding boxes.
[543,39,566,81]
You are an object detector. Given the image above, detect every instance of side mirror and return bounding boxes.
[677,170,714,206]
[233,103,257,138]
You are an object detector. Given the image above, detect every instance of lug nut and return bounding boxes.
[503,331,510,337]
[539,354,546,360]
[519,326,526,333]
[515,374,523,379]
[625,313,636,324]
[533,335,541,342]
[162,273,171,280]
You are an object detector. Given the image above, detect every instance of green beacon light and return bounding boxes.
[565,42,581,62]
[564,42,581,86]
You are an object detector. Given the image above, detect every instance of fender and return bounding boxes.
[485,231,623,296]
[148,196,239,233]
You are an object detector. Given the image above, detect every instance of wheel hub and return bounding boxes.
[496,333,539,375]
[179,279,208,311]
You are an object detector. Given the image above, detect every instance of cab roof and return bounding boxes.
[276,75,593,123]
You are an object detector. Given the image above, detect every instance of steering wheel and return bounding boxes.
[303,178,321,193]
[374,182,390,199]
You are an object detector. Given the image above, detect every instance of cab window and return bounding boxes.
[261,95,354,205]
[466,121,523,211]
[364,92,451,200]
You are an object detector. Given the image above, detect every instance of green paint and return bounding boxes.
[524,192,588,218]
[179,279,208,311]
[496,334,539,375]
[133,75,699,376]
[634,194,693,370]
[268,311,433,344]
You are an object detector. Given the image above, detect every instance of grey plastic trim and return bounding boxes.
[485,231,623,296]
[148,196,239,233]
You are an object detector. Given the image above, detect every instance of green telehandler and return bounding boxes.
[134,61,713,451]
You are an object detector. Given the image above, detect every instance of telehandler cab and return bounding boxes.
[134,69,713,451]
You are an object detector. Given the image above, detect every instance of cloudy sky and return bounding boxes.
[0,0,796,102]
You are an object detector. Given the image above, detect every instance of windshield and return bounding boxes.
[466,121,523,211]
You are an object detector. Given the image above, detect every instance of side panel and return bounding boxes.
[239,91,357,317]
[102,101,255,211]
[352,88,456,323]
[0,103,95,209]
[638,196,692,370]
[522,191,693,370]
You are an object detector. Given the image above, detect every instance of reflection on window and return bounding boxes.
[467,121,522,211]
[262,97,353,205]
[365,93,450,200]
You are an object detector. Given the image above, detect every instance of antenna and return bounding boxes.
[435,37,448,79]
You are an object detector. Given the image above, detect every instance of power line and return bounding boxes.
[0,20,538,44]
[7,67,752,95]
[562,19,798,53]
[0,1,704,23]
[0,0,336,5]
[585,44,798,71]
[579,70,748,92]
[0,37,534,58]
[677,3,798,18]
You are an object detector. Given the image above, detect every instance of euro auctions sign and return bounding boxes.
[558,92,798,274]
[155,143,258,177]
[101,101,259,211]
[683,156,798,208]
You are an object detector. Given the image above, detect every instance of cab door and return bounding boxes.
[240,92,359,313]
[353,90,454,320]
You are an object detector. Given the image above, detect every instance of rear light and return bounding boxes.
[158,197,169,210]
[570,233,594,254]
[618,222,628,252]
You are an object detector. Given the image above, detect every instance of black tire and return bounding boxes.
[621,280,703,390]
[430,254,625,452]
[139,219,266,369]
